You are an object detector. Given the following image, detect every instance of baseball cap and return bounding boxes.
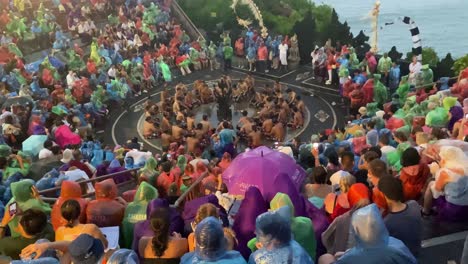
[69,234,104,264]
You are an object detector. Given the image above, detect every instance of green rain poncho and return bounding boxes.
[142,23,155,41]
[443,96,458,111]
[6,16,27,38]
[91,85,107,109]
[0,145,12,158]
[122,60,131,71]
[425,107,449,127]
[417,64,434,89]
[189,48,200,62]
[268,193,316,259]
[7,180,51,238]
[11,69,27,86]
[386,142,411,173]
[108,14,119,25]
[160,61,172,82]
[348,47,360,70]
[143,3,160,25]
[8,43,23,58]
[208,42,217,59]
[372,74,388,107]
[90,41,101,64]
[67,52,85,72]
[396,76,410,105]
[4,152,30,180]
[121,181,158,248]
[139,157,158,186]
[130,64,144,86]
[64,89,77,106]
[177,155,187,172]
[366,102,380,117]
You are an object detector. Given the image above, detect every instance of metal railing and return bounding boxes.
[38,167,141,197]
[411,76,458,91]
[172,0,205,41]
[172,172,208,208]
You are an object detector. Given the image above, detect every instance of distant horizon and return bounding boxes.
[312,0,468,58]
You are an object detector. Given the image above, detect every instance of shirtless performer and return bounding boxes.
[248,125,262,148]
[200,114,212,134]
[270,118,286,142]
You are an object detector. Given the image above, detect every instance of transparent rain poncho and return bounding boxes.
[107,249,139,264]
[335,204,417,264]
[249,209,313,264]
[181,217,246,264]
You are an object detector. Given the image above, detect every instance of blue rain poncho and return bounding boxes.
[181,217,247,264]
[335,204,416,264]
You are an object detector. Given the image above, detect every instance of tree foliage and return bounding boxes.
[293,10,317,63]
[453,54,468,75]
[405,47,439,66]
[437,53,455,77]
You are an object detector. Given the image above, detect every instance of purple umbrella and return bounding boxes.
[222,146,306,196]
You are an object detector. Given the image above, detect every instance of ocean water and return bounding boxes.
[312,0,468,58]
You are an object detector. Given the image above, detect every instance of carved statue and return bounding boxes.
[288,34,300,62]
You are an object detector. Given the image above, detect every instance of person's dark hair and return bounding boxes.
[161,161,171,173]
[368,159,388,179]
[379,134,390,146]
[222,121,229,129]
[256,212,291,245]
[20,209,48,236]
[363,150,380,163]
[431,127,448,140]
[393,131,407,142]
[378,175,404,202]
[312,166,328,184]
[367,120,375,129]
[202,114,208,121]
[368,146,382,158]
[43,140,53,149]
[324,148,339,166]
[150,208,170,257]
[196,123,203,130]
[242,110,248,117]
[340,151,354,165]
[401,147,420,167]
[72,149,82,161]
[61,199,81,228]
[4,115,13,124]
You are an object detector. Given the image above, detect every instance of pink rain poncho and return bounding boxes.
[54,124,81,148]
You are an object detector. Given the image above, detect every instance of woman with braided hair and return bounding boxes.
[139,207,188,259]
[55,199,108,248]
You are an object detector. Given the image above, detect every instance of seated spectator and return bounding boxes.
[55,200,108,248]
[51,181,88,230]
[122,182,158,249]
[378,176,422,257]
[367,159,390,213]
[249,209,313,264]
[0,209,54,260]
[181,217,246,264]
[232,186,268,259]
[423,146,468,221]
[325,171,356,220]
[399,147,430,201]
[21,233,105,263]
[7,180,51,238]
[139,207,188,259]
[86,179,126,227]
[354,150,380,186]
[319,204,417,264]
[132,199,184,256]
[322,183,371,255]
[38,140,54,160]
[304,166,332,209]
[188,203,220,252]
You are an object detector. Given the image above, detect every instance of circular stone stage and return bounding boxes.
[136,79,310,151]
